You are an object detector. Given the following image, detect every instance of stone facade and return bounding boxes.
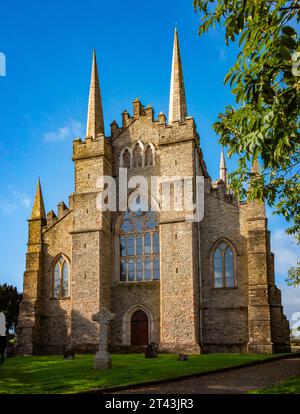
[17,31,290,355]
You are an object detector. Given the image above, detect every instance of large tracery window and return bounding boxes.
[212,240,236,288]
[120,210,160,282]
[52,255,70,298]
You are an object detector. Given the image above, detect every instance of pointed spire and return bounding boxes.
[168,28,187,124]
[86,49,105,138]
[219,148,228,187]
[31,178,46,220]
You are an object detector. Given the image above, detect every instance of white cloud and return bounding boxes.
[44,119,83,143]
[8,187,32,211]
[279,283,300,327]
[271,228,299,277]
[0,200,17,215]
[19,193,31,209]
[0,187,32,215]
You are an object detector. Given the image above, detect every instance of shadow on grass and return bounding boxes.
[0,353,280,394]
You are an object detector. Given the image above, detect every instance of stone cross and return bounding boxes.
[92,307,115,370]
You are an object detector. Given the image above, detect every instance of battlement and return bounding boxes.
[158,116,196,146]
[44,195,74,229]
[109,97,196,144]
[57,201,68,219]
[210,179,238,206]
[73,133,112,161]
[46,210,57,227]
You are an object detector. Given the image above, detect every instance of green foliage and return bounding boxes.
[249,376,300,393]
[285,261,300,286]
[194,0,300,240]
[0,284,23,333]
[0,353,277,394]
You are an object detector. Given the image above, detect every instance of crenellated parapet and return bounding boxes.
[44,196,74,229]
[158,117,197,146]
[110,97,197,144]
[72,133,112,162]
[210,179,238,206]
[110,99,158,139]
[109,98,208,179]
[57,201,69,219]
[46,210,57,227]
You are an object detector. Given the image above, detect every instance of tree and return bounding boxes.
[286,262,300,286]
[193,0,300,241]
[0,284,23,333]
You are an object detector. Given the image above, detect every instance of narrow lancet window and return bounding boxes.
[52,256,70,298]
[213,241,236,288]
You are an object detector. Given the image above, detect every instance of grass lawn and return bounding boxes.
[250,376,300,394]
[0,353,280,394]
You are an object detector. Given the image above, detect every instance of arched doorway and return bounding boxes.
[131,310,149,345]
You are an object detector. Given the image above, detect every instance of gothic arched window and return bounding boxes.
[133,143,143,168]
[119,210,160,282]
[145,145,154,167]
[122,148,131,169]
[212,241,236,288]
[52,255,70,298]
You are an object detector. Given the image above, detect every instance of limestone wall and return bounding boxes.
[39,211,73,354]
[200,181,249,352]
[18,100,290,355]
[110,282,160,347]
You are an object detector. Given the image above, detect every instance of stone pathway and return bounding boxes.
[106,356,300,394]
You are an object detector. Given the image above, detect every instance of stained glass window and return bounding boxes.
[153,257,160,280]
[119,210,160,282]
[213,241,236,288]
[52,256,70,298]
[225,248,235,287]
[214,248,223,288]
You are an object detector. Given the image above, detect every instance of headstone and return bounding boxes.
[92,307,115,370]
[145,342,158,358]
[0,312,6,364]
[178,354,188,361]
[0,312,5,337]
[63,344,75,359]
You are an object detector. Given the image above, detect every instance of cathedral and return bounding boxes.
[17,30,290,355]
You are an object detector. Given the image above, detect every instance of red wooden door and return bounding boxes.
[131,310,149,345]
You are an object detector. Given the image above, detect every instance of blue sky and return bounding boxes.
[0,0,299,323]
